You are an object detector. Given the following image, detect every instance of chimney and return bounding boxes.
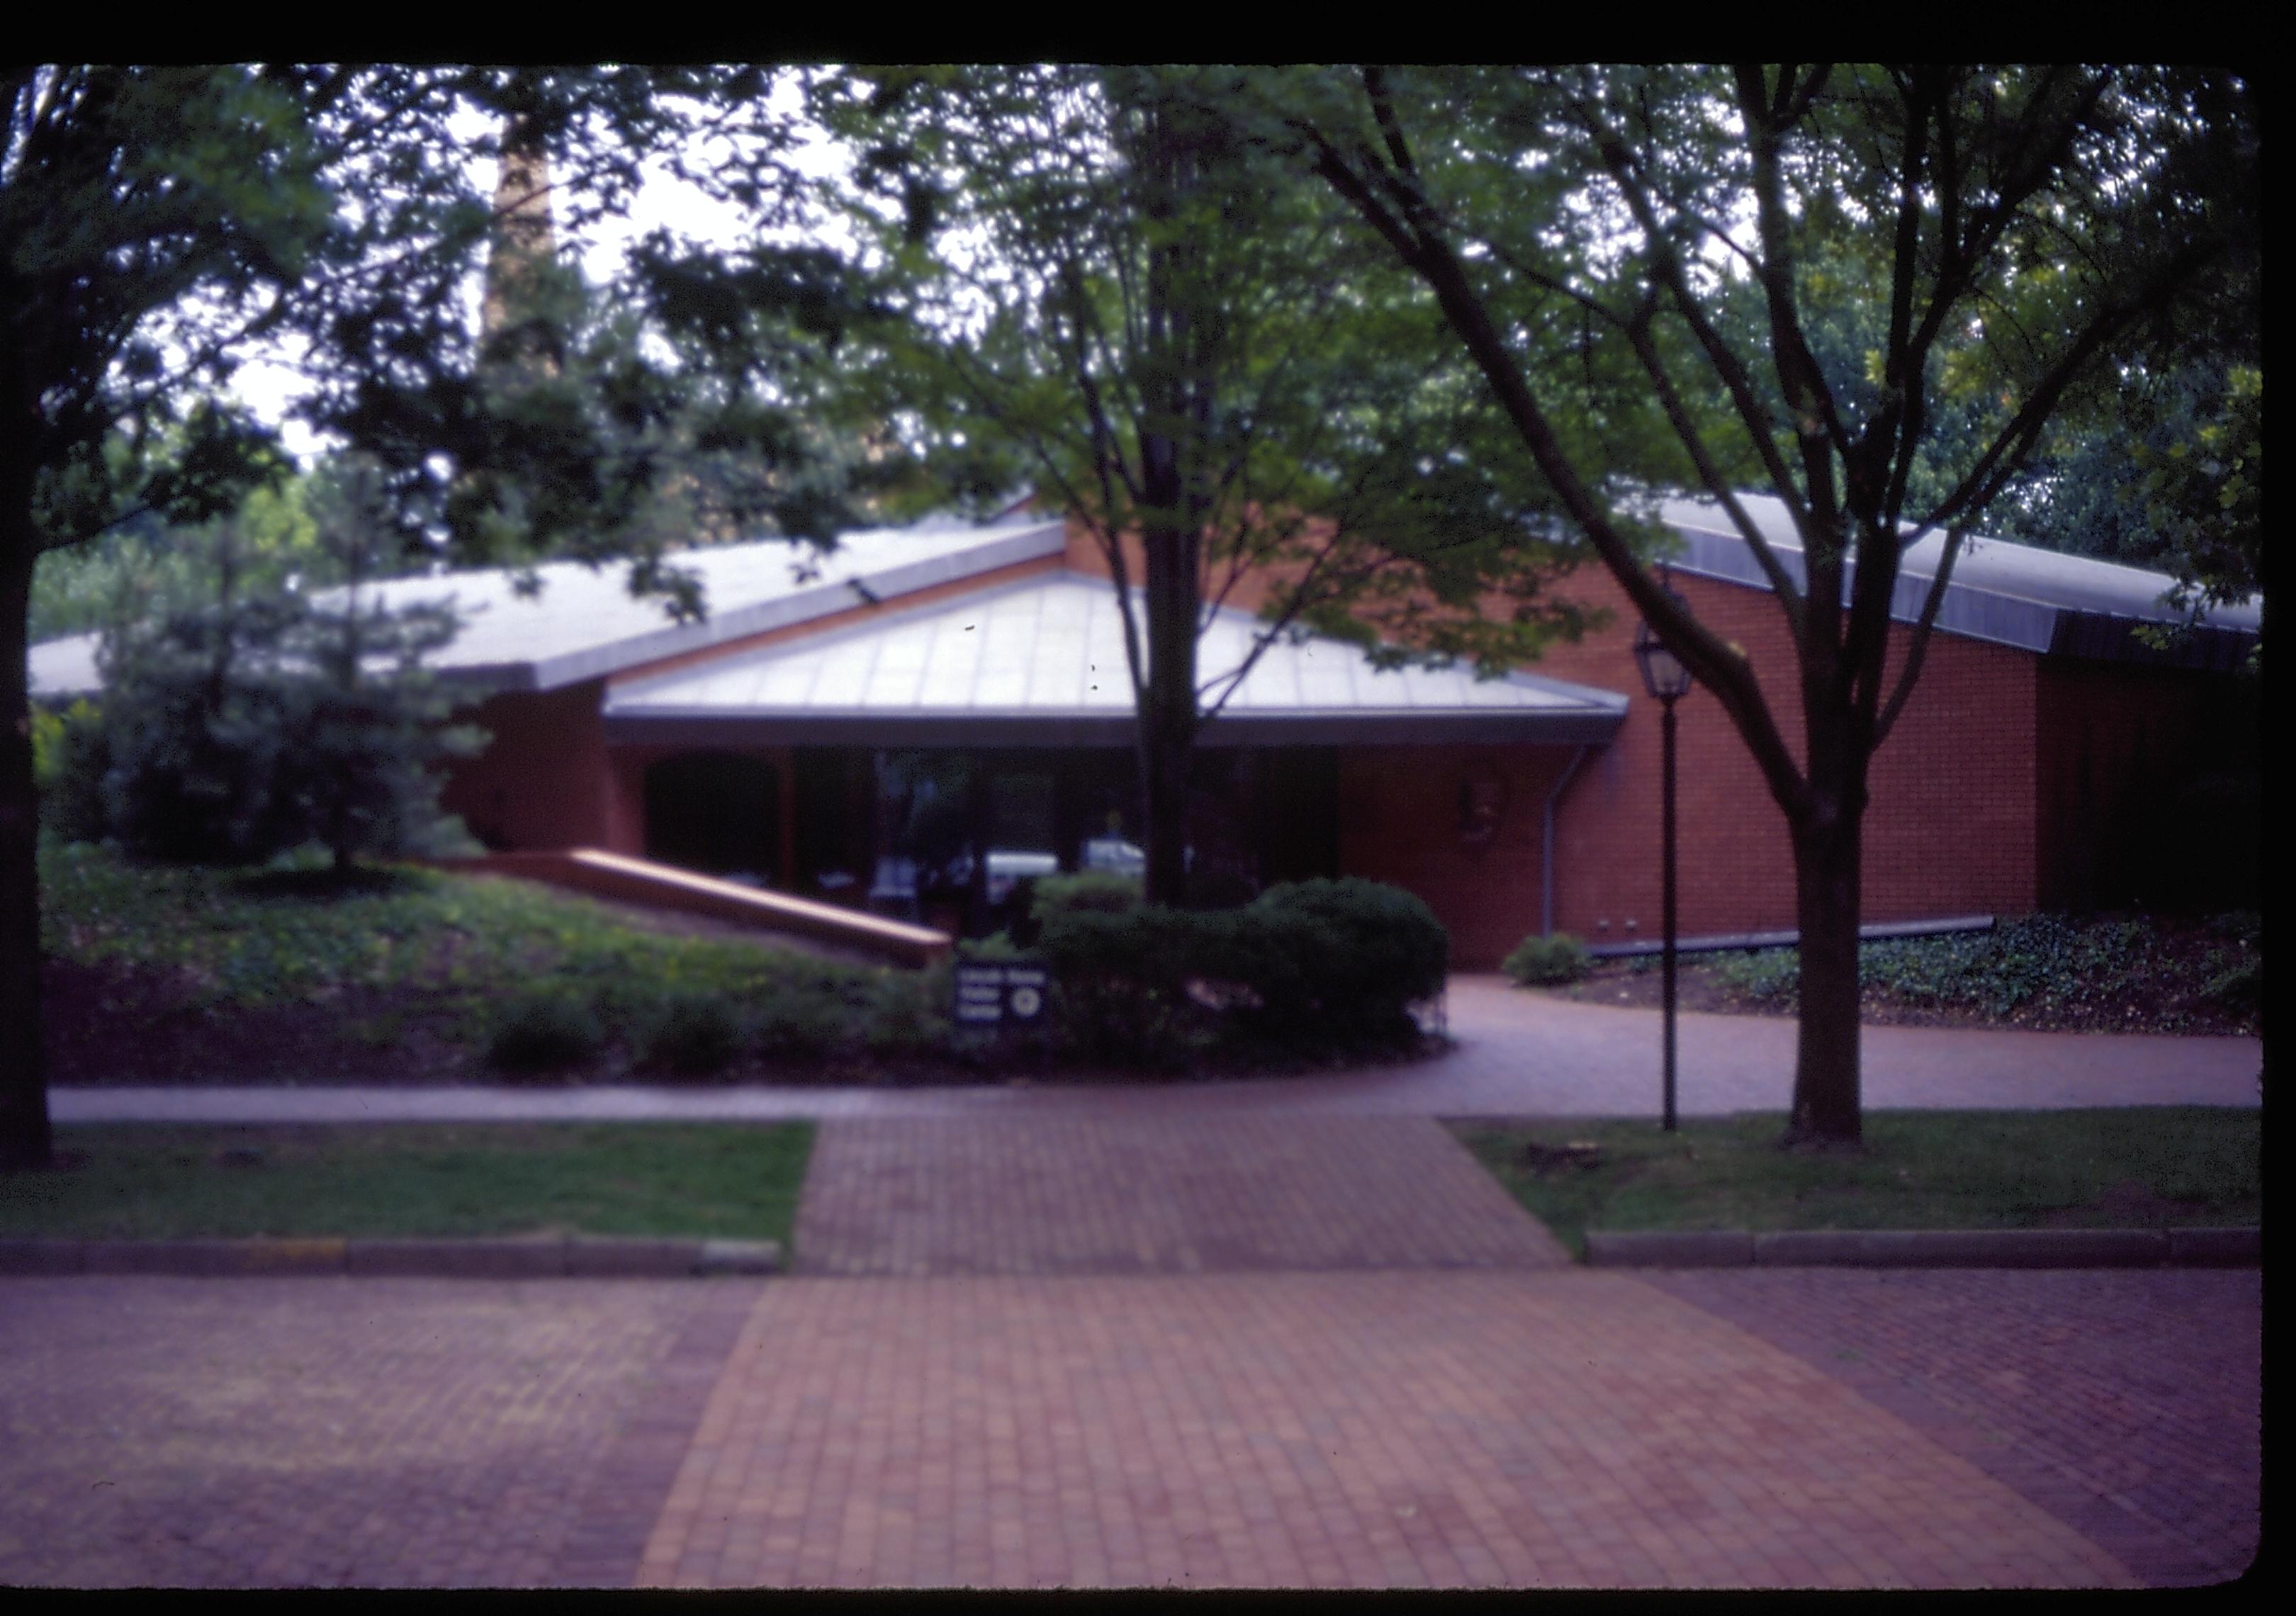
[481,115,558,351]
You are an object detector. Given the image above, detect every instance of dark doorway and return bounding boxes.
[643,751,781,884]
[1258,746,1340,887]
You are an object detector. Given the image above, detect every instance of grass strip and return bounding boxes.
[0,1123,815,1244]
[1451,1107,2260,1262]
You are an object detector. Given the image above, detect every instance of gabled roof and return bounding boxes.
[1659,495,2261,670]
[28,515,1067,700]
[603,572,1628,748]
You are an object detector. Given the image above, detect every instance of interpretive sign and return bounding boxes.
[952,961,1049,1027]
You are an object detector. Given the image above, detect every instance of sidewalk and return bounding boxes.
[13,973,2259,1588]
[4,1267,2255,1587]
[13,980,2261,1588]
[50,975,2265,1125]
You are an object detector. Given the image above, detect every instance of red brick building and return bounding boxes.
[30,498,2260,967]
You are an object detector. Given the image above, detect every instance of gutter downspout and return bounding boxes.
[1541,744,1592,938]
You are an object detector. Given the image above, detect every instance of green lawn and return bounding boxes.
[1452,1107,2261,1261]
[0,1123,816,1243]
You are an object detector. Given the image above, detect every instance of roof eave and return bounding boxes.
[601,707,1627,750]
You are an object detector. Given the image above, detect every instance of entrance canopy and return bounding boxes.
[602,573,1628,748]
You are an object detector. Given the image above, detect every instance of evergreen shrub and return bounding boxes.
[1035,877,1447,1066]
[1503,931,1591,985]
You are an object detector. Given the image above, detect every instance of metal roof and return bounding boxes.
[31,490,2258,702]
[28,516,1068,700]
[1658,495,2261,668]
[602,573,1629,748]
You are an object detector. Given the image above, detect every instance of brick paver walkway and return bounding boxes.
[0,1277,753,1588]
[0,1267,2257,1588]
[638,1271,2134,1589]
[792,1116,1568,1276]
[6,1023,2263,1591]
[1648,1269,2262,1587]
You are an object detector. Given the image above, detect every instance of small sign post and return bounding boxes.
[952,961,1049,1029]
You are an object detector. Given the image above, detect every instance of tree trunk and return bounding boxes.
[1137,706,1193,909]
[0,512,54,1169]
[1125,89,1209,911]
[1785,801,1864,1148]
[1137,526,1200,908]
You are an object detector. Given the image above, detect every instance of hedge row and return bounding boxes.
[1025,875,1448,1067]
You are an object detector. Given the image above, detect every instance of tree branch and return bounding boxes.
[1580,111,1813,617]
[1298,79,1811,819]
[1872,523,1969,747]
[1619,301,1808,639]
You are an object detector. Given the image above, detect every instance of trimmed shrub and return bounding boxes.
[1035,877,1448,1066]
[638,993,745,1077]
[1239,878,1448,1045]
[487,992,605,1075]
[1033,904,1208,1068]
[1504,932,1591,986]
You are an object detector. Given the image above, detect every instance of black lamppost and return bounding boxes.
[1633,586,1693,1132]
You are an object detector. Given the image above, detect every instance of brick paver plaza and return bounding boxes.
[11,994,2266,1588]
[3,1109,2260,1589]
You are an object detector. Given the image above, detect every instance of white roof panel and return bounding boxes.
[604,573,1628,746]
[1659,493,2262,653]
[28,516,1067,700]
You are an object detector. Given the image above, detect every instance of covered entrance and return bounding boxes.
[600,569,1627,946]
[642,751,782,884]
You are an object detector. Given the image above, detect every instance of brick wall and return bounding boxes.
[440,679,617,853]
[1336,744,1580,970]
[1528,565,2043,942]
[2036,660,2259,911]
[1324,559,2052,956]
[1066,514,2060,951]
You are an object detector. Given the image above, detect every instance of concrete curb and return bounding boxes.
[1585,1226,2259,1269]
[0,1235,782,1279]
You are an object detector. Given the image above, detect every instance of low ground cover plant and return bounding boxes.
[488,992,607,1076]
[1453,1107,2261,1261]
[1534,909,2259,1035]
[40,837,944,1083]
[1699,912,2261,1031]
[634,993,748,1077]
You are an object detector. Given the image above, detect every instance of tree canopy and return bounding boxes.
[1,64,2257,1167]
[1235,63,2257,1142]
[0,64,883,1166]
[810,64,1641,902]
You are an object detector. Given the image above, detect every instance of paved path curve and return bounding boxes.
[51,975,2263,1125]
